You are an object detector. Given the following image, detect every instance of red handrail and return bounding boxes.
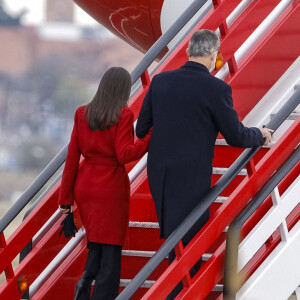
[211,0,281,76]
[181,160,300,299]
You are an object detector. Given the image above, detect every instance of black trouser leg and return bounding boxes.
[166,208,210,300]
[166,248,184,300]
[84,242,102,278]
[74,242,102,300]
[166,246,203,300]
[91,243,122,300]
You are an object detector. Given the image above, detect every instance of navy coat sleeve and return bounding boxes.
[213,85,264,148]
[136,78,154,139]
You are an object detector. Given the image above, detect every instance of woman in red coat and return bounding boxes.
[58,67,151,300]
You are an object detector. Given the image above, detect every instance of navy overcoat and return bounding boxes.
[136,61,264,239]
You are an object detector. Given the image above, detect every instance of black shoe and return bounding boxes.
[73,276,92,300]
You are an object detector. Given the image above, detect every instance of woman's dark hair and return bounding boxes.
[83,67,132,131]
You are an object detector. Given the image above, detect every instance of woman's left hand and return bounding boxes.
[59,205,74,214]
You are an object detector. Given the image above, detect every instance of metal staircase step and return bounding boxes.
[215,196,228,203]
[120,279,155,289]
[122,250,213,261]
[119,279,223,292]
[129,221,159,229]
[130,195,229,204]
[214,167,247,176]
[128,221,228,232]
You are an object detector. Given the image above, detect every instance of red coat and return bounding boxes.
[58,105,151,245]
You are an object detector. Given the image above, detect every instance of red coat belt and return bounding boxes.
[84,156,122,166]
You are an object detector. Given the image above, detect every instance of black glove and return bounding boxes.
[59,211,78,239]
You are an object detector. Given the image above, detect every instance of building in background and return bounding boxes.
[0,0,142,77]
[46,0,74,23]
[0,0,143,201]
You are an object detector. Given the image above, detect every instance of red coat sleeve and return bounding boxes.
[58,109,81,206]
[115,108,152,165]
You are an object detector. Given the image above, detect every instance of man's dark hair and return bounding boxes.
[188,29,220,57]
[84,67,132,131]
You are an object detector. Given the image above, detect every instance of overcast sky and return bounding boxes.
[3,0,98,26]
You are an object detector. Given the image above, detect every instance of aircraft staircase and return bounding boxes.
[0,0,299,299]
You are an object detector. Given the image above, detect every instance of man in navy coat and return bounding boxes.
[136,29,273,298]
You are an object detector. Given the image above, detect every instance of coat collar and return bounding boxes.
[181,61,210,73]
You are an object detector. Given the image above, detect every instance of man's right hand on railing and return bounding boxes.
[260,128,274,146]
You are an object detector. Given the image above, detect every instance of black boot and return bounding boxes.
[73,271,93,300]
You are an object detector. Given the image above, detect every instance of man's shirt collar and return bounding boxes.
[181,61,210,73]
